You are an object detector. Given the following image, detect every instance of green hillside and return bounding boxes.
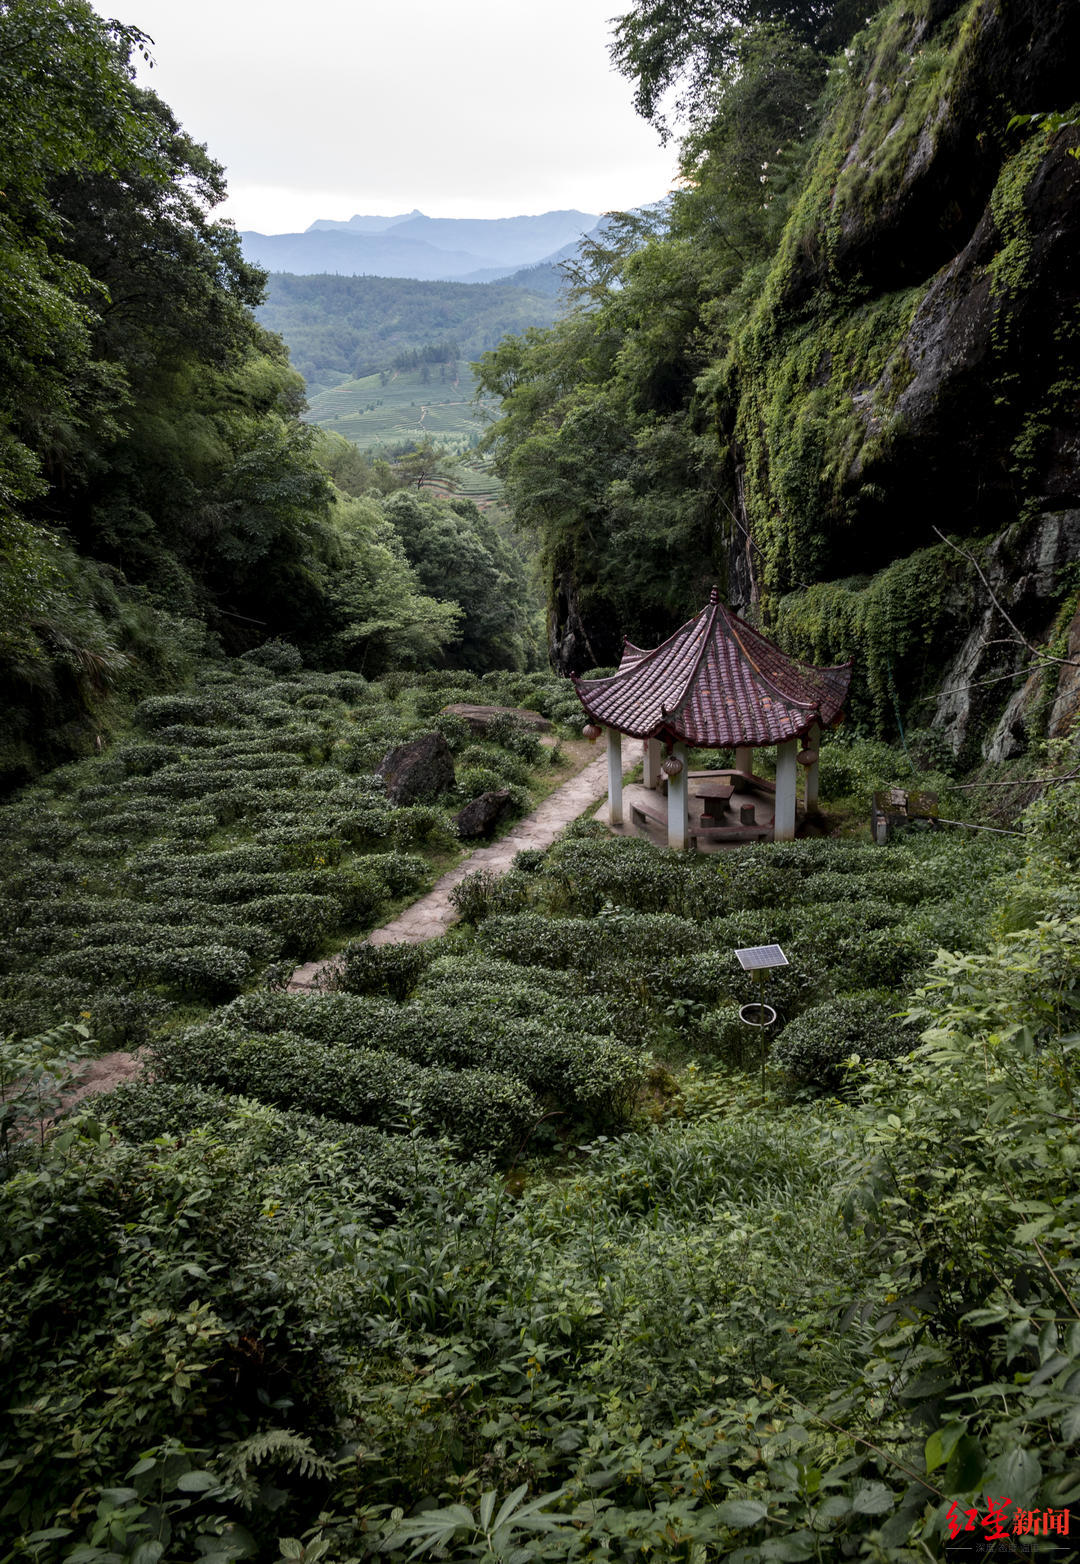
[257,272,562,395]
[305,359,495,458]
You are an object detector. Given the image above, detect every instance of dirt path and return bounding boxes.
[288,746,609,991]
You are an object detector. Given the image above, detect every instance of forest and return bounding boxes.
[256,273,563,399]
[1,0,1078,1561]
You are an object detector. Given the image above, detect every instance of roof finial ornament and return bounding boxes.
[709,584,719,604]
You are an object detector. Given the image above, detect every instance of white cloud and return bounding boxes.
[98,0,677,232]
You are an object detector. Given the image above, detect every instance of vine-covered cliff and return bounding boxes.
[727,0,1080,757]
[480,0,1080,761]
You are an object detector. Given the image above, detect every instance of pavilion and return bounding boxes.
[573,588,852,849]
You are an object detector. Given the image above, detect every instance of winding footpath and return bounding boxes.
[288,748,608,991]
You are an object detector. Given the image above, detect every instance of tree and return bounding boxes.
[609,0,884,137]
[383,491,539,670]
[314,493,461,674]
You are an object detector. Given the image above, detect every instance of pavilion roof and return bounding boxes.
[573,589,851,747]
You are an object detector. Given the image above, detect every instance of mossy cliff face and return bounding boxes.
[720,0,1080,752]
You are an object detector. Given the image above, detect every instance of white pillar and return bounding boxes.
[774,739,798,841]
[606,727,623,826]
[735,745,754,776]
[643,735,663,791]
[805,723,820,812]
[667,742,689,850]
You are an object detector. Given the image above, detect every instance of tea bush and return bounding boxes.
[332,939,435,1001]
[240,637,304,672]
[535,834,732,919]
[98,1079,459,1219]
[214,990,646,1128]
[770,992,912,1089]
[479,912,703,970]
[152,1023,539,1158]
[0,663,563,1040]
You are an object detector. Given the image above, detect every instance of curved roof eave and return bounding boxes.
[573,591,853,748]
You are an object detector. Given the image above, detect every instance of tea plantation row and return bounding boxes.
[0,661,581,1045]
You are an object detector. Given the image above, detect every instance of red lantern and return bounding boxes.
[661,753,684,778]
[583,723,602,742]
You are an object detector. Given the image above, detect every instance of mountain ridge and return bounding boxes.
[240,207,603,282]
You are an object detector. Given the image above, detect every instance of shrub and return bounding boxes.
[332,940,435,1001]
[98,1080,457,1219]
[337,800,394,845]
[512,848,547,874]
[770,993,911,1090]
[450,868,532,925]
[457,763,509,799]
[240,638,304,673]
[243,895,337,957]
[214,986,645,1128]
[432,713,472,751]
[362,851,428,898]
[132,694,219,730]
[152,1024,539,1159]
[695,1002,757,1065]
[485,713,545,764]
[392,805,455,850]
[478,912,702,970]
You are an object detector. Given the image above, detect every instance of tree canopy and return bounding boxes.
[0,0,541,785]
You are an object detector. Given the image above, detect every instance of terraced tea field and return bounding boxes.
[305,359,500,468]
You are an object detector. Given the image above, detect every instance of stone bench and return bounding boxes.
[629,798,702,848]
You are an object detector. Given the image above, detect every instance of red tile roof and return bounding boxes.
[574,589,851,746]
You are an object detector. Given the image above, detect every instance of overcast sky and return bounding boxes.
[98,0,678,234]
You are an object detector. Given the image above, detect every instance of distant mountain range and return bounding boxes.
[240,208,601,283]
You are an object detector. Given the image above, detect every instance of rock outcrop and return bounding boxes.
[720,0,1080,752]
[453,790,516,839]
[376,732,455,805]
[441,704,552,734]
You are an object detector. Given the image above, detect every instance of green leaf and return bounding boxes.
[851,1482,894,1515]
[986,1446,1040,1504]
[925,1421,966,1474]
[491,1483,528,1531]
[814,1495,853,1521]
[943,1435,985,1494]
[716,1498,768,1527]
[177,1470,218,1492]
[277,1543,304,1562]
[131,1543,165,1564]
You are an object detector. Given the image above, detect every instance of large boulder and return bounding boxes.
[377,731,455,805]
[453,789,516,839]
[441,703,551,734]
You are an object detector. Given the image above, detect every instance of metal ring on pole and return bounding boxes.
[738,1002,777,1029]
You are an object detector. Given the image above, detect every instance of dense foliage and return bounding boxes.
[6,649,1078,1559]
[2,1,1078,1559]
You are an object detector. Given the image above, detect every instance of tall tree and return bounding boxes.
[610,0,884,136]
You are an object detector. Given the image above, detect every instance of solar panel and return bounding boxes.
[734,944,789,971]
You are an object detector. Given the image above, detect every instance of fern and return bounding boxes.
[223,1427,333,1509]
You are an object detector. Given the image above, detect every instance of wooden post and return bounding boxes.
[735,745,754,777]
[774,739,797,841]
[805,722,820,811]
[643,735,663,790]
[667,742,689,850]
[606,727,623,826]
